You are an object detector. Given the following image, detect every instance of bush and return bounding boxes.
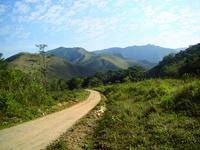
[47,139,68,150]
[160,95,173,109]
[173,81,200,117]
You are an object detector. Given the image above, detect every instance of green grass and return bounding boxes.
[0,89,89,129]
[92,79,200,149]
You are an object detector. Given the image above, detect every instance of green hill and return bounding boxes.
[47,47,94,63]
[81,54,136,72]
[6,52,81,80]
[148,43,200,77]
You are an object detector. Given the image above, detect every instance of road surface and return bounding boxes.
[0,90,101,150]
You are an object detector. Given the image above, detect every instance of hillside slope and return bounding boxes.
[81,54,136,72]
[6,53,81,80]
[148,43,200,77]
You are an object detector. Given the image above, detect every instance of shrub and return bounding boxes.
[160,95,173,109]
[47,139,68,150]
[173,81,200,117]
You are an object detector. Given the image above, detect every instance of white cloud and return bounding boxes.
[0,26,30,39]
[156,12,178,25]
[71,17,106,37]
[12,27,30,39]
[89,0,109,8]
[115,0,129,6]
[142,5,163,18]
[22,0,53,22]
[142,27,200,48]
[38,5,64,23]
[15,1,30,14]
[0,26,12,36]
[1,0,199,49]
[0,4,6,15]
[25,0,39,3]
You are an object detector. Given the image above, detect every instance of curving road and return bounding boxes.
[0,90,101,150]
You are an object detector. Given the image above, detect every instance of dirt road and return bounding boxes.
[0,90,101,150]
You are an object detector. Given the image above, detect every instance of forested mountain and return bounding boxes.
[148,43,200,77]
[95,44,176,63]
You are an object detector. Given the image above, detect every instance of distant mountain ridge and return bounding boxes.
[5,44,179,80]
[94,44,176,63]
[47,44,172,69]
[47,47,140,72]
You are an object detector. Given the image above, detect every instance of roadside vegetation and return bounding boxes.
[92,79,200,149]
[0,54,88,129]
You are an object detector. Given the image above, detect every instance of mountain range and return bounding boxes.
[95,44,176,63]
[6,44,178,80]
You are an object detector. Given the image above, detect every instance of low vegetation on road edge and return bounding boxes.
[0,89,89,129]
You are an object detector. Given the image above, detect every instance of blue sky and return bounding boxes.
[0,0,200,58]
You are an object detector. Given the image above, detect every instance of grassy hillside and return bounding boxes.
[47,47,94,63]
[148,43,200,77]
[6,52,81,80]
[82,54,136,71]
[92,79,200,149]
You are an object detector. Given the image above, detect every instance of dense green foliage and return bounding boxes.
[149,43,200,77]
[0,54,88,129]
[65,66,146,89]
[84,66,146,85]
[92,79,200,149]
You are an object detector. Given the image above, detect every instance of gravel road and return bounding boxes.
[0,90,101,150]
